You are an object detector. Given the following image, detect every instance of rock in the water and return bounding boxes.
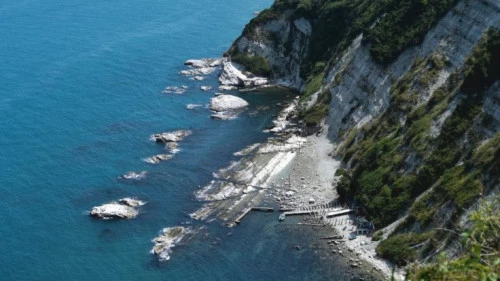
[151,226,188,261]
[162,86,187,95]
[144,154,172,164]
[209,95,249,112]
[219,85,238,91]
[180,67,216,76]
[119,171,148,180]
[184,58,222,69]
[119,197,146,208]
[211,112,236,120]
[151,130,192,143]
[90,198,146,219]
[200,86,212,91]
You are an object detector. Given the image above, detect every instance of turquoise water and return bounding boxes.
[0,1,371,280]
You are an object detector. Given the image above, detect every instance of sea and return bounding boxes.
[0,1,371,280]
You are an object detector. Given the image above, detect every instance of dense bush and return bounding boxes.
[408,198,500,280]
[376,233,432,266]
[232,54,272,77]
[367,0,459,65]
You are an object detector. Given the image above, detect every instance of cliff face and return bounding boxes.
[229,0,500,270]
[229,12,312,90]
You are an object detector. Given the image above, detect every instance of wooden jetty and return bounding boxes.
[283,209,321,216]
[326,209,353,218]
[234,207,274,224]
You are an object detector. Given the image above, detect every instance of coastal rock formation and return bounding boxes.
[151,226,188,261]
[162,86,187,95]
[184,58,222,68]
[144,154,172,164]
[209,95,249,112]
[180,58,222,76]
[150,130,192,143]
[219,0,500,278]
[90,198,145,219]
[218,60,269,88]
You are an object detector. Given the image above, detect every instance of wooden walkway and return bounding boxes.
[234,207,275,224]
[282,208,353,220]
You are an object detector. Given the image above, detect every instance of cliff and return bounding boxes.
[226,0,500,277]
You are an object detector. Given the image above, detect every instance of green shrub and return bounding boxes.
[232,54,272,77]
[376,233,432,266]
[368,0,460,65]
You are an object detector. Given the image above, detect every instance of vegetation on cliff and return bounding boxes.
[408,198,500,281]
[333,29,500,270]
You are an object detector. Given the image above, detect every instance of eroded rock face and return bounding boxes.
[90,198,146,219]
[218,60,269,88]
[209,95,249,112]
[151,226,188,261]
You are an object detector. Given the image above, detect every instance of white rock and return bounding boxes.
[150,130,192,143]
[90,198,145,219]
[119,171,147,180]
[209,95,249,112]
[119,198,146,208]
[200,86,212,91]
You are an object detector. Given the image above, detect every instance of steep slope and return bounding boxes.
[226,0,500,274]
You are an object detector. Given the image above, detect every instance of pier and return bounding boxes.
[234,207,275,224]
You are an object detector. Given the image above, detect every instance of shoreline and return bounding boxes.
[187,79,397,279]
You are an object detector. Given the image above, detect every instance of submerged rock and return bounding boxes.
[144,154,173,164]
[151,226,188,261]
[209,95,249,112]
[162,86,187,95]
[90,198,146,219]
[150,130,192,143]
[119,171,148,180]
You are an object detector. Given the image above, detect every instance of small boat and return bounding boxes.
[279,213,286,221]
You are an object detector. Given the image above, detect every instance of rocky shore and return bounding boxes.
[187,87,394,279]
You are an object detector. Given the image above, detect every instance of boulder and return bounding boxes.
[151,130,192,143]
[90,198,146,219]
[119,197,146,208]
[209,95,249,112]
[151,226,187,261]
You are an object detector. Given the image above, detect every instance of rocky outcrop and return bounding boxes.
[144,154,172,164]
[325,0,500,139]
[218,60,269,88]
[162,85,187,95]
[180,58,222,76]
[229,16,312,90]
[90,198,145,219]
[151,226,188,261]
[209,95,249,112]
[151,130,192,143]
